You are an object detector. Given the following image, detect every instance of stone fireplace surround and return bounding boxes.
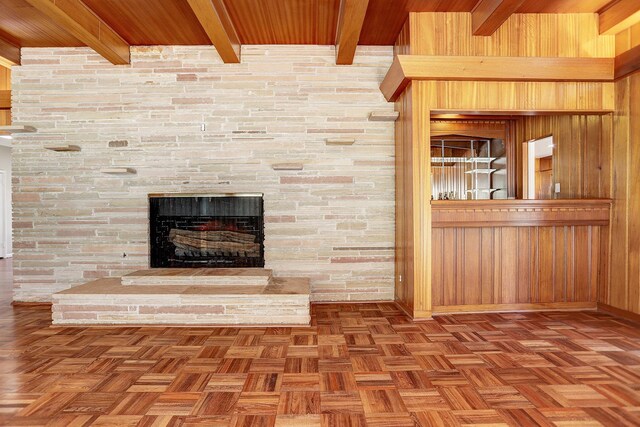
[11,45,395,303]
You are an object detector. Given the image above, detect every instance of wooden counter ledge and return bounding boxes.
[431,198,612,227]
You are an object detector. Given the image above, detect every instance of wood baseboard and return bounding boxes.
[597,303,640,324]
[432,301,597,315]
[11,301,53,308]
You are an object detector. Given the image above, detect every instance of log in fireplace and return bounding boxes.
[149,194,264,268]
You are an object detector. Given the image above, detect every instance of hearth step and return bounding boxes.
[52,275,310,326]
[122,267,272,286]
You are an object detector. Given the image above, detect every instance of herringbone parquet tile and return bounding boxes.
[1,268,640,426]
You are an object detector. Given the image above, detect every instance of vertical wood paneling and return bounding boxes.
[518,115,612,200]
[431,227,443,307]
[481,228,494,304]
[605,71,640,316]
[575,226,590,302]
[394,86,413,313]
[395,12,615,318]
[0,66,9,126]
[516,227,530,303]
[443,228,456,306]
[431,224,605,308]
[500,227,517,304]
[538,227,553,303]
[411,13,614,58]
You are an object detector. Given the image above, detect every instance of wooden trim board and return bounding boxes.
[431,199,612,228]
[381,55,615,102]
[598,303,640,324]
[433,302,597,315]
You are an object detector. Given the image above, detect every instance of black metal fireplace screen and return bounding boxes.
[149,194,264,268]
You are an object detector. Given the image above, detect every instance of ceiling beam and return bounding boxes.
[471,0,526,36]
[615,44,640,79]
[187,0,240,63]
[381,55,615,102]
[0,34,20,67]
[335,0,370,65]
[23,0,129,65]
[600,0,640,35]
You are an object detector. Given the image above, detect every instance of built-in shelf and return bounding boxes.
[272,163,304,171]
[44,144,81,152]
[465,157,497,163]
[101,167,137,175]
[467,188,503,193]
[465,168,497,174]
[368,111,399,122]
[431,156,467,163]
[431,157,498,164]
[325,138,355,146]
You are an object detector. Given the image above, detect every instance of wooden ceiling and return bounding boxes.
[0,0,639,68]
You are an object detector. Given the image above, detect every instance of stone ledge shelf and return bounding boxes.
[44,144,81,152]
[272,163,304,171]
[368,111,399,121]
[52,268,311,325]
[325,138,355,146]
[101,167,137,175]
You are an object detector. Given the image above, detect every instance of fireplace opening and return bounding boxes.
[149,194,264,268]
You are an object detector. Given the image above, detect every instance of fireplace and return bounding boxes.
[149,194,264,268]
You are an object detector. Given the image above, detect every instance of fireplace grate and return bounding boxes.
[149,195,264,268]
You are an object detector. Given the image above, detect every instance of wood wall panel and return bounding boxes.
[616,22,640,55]
[417,81,614,113]
[432,224,605,310]
[411,13,615,57]
[605,71,640,316]
[392,12,616,318]
[394,85,413,314]
[0,66,9,126]
[517,115,612,200]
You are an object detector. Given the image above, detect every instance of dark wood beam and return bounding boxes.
[0,34,20,67]
[23,0,129,65]
[187,0,240,63]
[615,44,640,79]
[335,0,370,65]
[471,0,526,36]
[380,55,615,102]
[599,0,640,35]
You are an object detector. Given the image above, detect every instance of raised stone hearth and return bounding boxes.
[52,268,310,325]
[122,268,272,286]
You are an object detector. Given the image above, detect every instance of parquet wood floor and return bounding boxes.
[2,262,640,425]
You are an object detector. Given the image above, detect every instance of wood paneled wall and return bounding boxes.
[616,22,640,55]
[432,225,603,312]
[411,13,614,57]
[431,200,611,313]
[604,72,640,316]
[0,66,9,125]
[393,13,616,318]
[394,82,432,318]
[516,115,612,200]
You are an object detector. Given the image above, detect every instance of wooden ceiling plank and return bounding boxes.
[187,0,240,63]
[22,0,129,65]
[615,43,640,79]
[0,34,20,67]
[381,55,615,102]
[335,0,370,65]
[472,0,526,36]
[600,0,640,35]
